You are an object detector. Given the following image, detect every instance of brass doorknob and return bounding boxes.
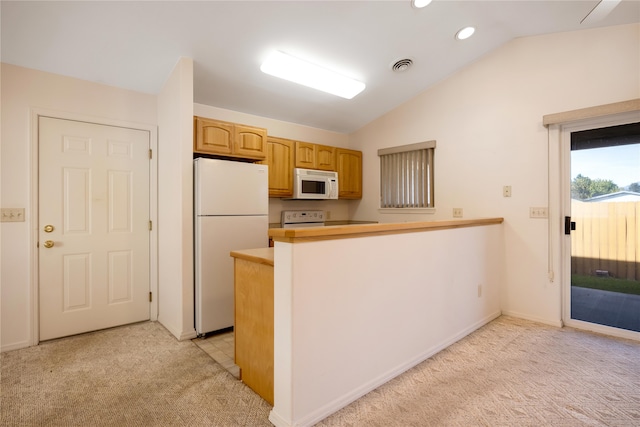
[44,225,54,233]
[43,240,55,248]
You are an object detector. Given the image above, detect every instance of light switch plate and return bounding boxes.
[1,208,25,222]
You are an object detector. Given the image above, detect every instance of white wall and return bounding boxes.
[0,64,157,351]
[157,58,196,340]
[193,103,353,223]
[270,224,503,427]
[349,24,640,327]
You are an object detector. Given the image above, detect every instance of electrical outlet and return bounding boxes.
[503,186,512,197]
[1,208,25,222]
[530,207,548,218]
[453,208,463,218]
[325,210,331,220]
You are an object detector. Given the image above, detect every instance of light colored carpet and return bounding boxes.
[0,321,272,426]
[2,316,639,426]
[317,316,640,427]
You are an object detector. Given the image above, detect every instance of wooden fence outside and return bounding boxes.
[571,200,640,280]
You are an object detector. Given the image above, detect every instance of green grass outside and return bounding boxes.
[571,274,640,296]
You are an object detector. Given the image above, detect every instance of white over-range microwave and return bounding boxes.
[292,168,338,200]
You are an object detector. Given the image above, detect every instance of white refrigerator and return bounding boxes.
[194,158,269,335]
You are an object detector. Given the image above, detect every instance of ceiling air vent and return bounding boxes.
[391,58,413,72]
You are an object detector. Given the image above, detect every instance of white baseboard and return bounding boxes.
[156,319,197,341]
[179,330,198,340]
[501,310,563,328]
[1,340,32,353]
[268,409,289,427]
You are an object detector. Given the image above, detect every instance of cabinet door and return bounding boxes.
[265,137,294,197]
[336,148,363,199]
[234,124,267,160]
[194,117,233,155]
[234,258,274,405]
[316,144,336,171]
[294,141,316,169]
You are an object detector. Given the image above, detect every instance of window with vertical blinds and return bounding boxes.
[378,141,435,209]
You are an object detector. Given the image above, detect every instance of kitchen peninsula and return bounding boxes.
[233,218,504,427]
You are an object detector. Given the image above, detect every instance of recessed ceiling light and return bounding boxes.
[412,0,433,8]
[260,51,365,100]
[455,26,475,40]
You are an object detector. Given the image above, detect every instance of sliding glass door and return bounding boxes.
[568,122,640,333]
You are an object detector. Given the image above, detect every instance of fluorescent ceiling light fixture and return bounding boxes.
[412,0,432,8]
[581,0,622,25]
[260,51,365,99]
[455,26,475,40]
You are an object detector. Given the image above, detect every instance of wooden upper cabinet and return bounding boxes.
[194,117,233,155]
[194,117,266,160]
[294,141,316,169]
[294,141,336,171]
[316,144,336,171]
[234,124,268,159]
[336,148,363,199]
[263,137,294,198]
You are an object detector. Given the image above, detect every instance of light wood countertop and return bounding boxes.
[269,217,504,243]
[230,247,274,266]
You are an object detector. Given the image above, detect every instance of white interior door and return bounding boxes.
[38,117,150,341]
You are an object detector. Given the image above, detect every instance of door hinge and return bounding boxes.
[149,220,153,231]
[149,292,153,302]
[149,149,153,159]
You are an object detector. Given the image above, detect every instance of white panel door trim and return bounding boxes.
[29,108,158,346]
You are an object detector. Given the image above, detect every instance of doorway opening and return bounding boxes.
[569,122,640,333]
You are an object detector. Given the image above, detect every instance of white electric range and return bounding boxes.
[280,210,325,228]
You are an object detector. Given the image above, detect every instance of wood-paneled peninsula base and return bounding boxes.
[269,217,504,243]
[230,248,274,405]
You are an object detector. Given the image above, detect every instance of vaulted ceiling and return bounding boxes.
[2,1,639,133]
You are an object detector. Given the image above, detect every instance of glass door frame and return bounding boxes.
[557,112,640,341]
